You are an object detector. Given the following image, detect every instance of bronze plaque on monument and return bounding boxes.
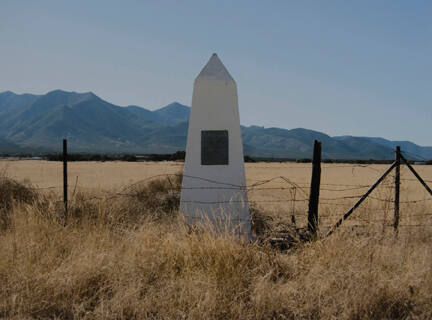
[201,130,229,165]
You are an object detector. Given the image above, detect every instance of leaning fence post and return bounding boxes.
[326,161,397,237]
[400,153,432,197]
[63,139,68,216]
[394,146,400,232]
[308,140,321,236]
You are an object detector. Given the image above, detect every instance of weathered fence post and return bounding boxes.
[63,139,68,215]
[291,187,297,226]
[308,140,321,236]
[393,146,400,232]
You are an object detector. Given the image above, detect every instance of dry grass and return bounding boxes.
[0,172,39,230]
[0,161,432,319]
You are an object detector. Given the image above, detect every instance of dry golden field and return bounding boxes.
[2,159,431,231]
[1,159,432,319]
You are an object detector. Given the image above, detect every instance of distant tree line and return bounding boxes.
[45,151,187,162]
[249,157,399,164]
[46,154,129,162]
[2,151,431,164]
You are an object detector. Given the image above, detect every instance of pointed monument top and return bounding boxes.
[196,53,234,82]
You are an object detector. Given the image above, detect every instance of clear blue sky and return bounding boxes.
[1,1,431,145]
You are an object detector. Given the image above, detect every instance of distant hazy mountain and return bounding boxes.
[334,136,432,160]
[0,90,430,160]
[153,102,190,125]
[242,127,396,159]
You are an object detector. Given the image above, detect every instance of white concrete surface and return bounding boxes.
[180,54,252,239]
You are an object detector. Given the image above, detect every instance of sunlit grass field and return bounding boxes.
[0,160,431,319]
[3,159,431,232]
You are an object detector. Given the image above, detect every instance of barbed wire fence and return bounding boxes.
[29,139,432,239]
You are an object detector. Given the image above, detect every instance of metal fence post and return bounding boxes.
[326,161,397,237]
[400,153,432,197]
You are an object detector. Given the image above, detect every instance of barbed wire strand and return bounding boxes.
[28,171,432,230]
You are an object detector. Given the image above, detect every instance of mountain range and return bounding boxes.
[0,90,431,160]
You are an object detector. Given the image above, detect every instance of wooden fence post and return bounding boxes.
[63,139,68,215]
[394,146,400,232]
[308,140,321,236]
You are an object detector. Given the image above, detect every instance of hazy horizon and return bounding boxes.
[1,1,431,145]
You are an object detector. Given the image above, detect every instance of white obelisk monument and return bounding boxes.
[180,54,252,239]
